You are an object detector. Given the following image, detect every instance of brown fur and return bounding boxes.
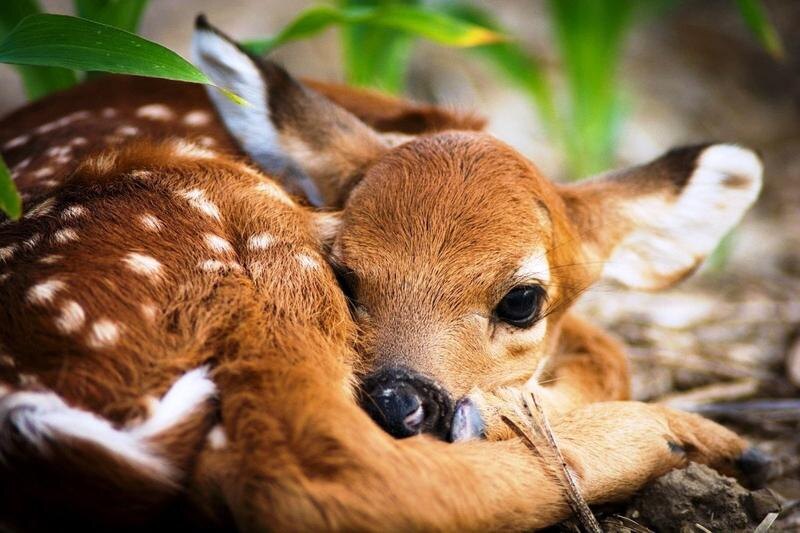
[0,75,750,532]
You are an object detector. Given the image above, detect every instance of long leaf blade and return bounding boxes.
[0,14,209,84]
[734,0,784,59]
[244,4,503,56]
[0,156,21,220]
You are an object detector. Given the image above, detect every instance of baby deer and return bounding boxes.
[0,15,765,532]
[194,19,765,446]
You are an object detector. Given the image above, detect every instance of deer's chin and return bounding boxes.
[449,397,485,443]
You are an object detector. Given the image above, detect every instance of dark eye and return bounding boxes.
[495,285,545,328]
[331,261,358,303]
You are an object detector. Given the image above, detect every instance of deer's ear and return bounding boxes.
[192,16,388,207]
[561,144,762,290]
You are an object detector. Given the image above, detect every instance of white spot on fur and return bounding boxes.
[38,254,62,264]
[35,111,90,134]
[116,125,139,136]
[140,303,158,322]
[55,300,86,334]
[248,233,277,250]
[52,228,79,244]
[32,167,54,179]
[23,233,42,250]
[89,153,117,174]
[295,252,320,270]
[198,259,242,273]
[27,279,66,305]
[139,213,163,232]
[69,137,88,147]
[23,197,55,220]
[0,244,17,262]
[207,424,227,450]
[198,135,216,147]
[13,157,32,173]
[87,319,120,348]
[61,205,86,220]
[179,189,221,220]
[0,273,10,284]
[171,139,215,159]
[183,110,211,126]
[3,134,30,150]
[204,234,233,254]
[136,104,174,121]
[123,253,163,279]
[101,107,117,118]
[0,355,14,367]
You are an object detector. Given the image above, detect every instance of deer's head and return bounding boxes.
[194,19,762,441]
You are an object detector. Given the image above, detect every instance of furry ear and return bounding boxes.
[562,144,763,290]
[192,16,388,207]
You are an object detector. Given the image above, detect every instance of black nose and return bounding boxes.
[359,367,454,440]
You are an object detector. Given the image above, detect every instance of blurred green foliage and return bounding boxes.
[0,0,784,220]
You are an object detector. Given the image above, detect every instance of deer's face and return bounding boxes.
[331,134,588,437]
[194,20,762,441]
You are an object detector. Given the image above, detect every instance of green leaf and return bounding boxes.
[548,0,635,178]
[0,14,209,83]
[243,4,504,56]
[734,0,784,59]
[74,0,149,33]
[0,155,21,220]
[0,1,78,99]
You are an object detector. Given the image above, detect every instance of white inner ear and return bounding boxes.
[603,144,763,290]
[191,27,324,206]
[191,28,279,167]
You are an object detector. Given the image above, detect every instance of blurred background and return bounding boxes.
[2,0,799,528]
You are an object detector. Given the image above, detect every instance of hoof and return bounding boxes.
[736,447,772,488]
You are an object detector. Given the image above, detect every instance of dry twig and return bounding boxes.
[502,390,603,533]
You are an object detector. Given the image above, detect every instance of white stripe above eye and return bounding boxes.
[515,250,551,285]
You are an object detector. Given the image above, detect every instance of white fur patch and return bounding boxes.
[32,167,54,179]
[603,144,762,289]
[207,424,227,450]
[136,104,174,121]
[87,319,120,349]
[295,252,320,270]
[123,252,163,279]
[61,205,87,221]
[204,233,233,254]
[0,390,171,477]
[55,300,86,334]
[3,134,30,150]
[515,251,551,285]
[23,233,42,250]
[171,139,215,159]
[52,228,79,244]
[248,233,277,250]
[183,110,211,126]
[0,244,17,262]
[139,213,164,232]
[131,367,216,439]
[24,198,55,219]
[179,189,221,220]
[0,368,217,481]
[28,279,66,305]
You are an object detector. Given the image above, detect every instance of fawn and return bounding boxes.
[0,15,765,532]
[193,20,765,445]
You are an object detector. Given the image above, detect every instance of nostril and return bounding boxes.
[403,403,425,432]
